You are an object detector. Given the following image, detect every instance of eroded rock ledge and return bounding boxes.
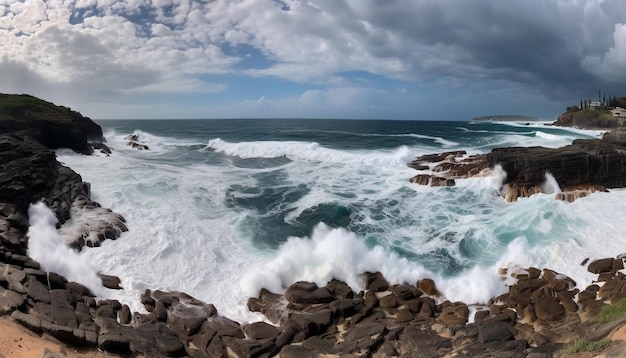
[409,128,626,202]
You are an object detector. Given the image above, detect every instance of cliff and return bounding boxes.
[0,94,103,154]
[553,108,624,129]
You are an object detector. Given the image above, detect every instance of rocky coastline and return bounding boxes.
[408,128,626,203]
[3,97,626,357]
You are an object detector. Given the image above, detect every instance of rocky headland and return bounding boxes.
[409,128,626,202]
[3,94,626,357]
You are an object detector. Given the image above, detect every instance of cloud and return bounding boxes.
[0,0,625,118]
[581,23,626,82]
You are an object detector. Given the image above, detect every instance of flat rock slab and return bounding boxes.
[0,287,25,315]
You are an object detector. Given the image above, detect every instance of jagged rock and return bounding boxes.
[98,273,122,290]
[2,264,26,293]
[394,325,452,356]
[289,309,332,338]
[205,316,244,338]
[243,321,279,340]
[325,278,353,299]
[418,278,440,296]
[338,321,387,355]
[119,304,132,325]
[23,275,51,303]
[0,287,25,315]
[124,135,150,150]
[364,271,389,292]
[329,297,364,318]
[225,336,274,358]
[284,281,334,304]
[438,303,470,326]
[379,293,398,309]
[247,288,286,324]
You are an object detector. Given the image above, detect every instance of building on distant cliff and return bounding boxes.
[590,101,602,109]
[611,107,626,118]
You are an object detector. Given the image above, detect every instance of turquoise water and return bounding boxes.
[52,119,619,321]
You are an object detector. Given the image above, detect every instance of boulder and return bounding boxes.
[418,278,440,296]
[588,258,616,274]
[243,321,279,340]
[285,281,334,304]
[534,296,566,322]
[478,321,514,344]
[363,271,389,292]
[0,288,25,315]
[438,303,469,326]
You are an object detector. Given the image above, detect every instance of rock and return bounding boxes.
[2,265,26,293]
[248,293,286,325]
[34,302,78,328]
[330,297,364,318]
[289,309,332,337]
[418,278,440,296]
[119,304,131,325]
[389,284,420,301]
[588,258,616,274]
[243,321,279,340]
[11,308,42,332]
[98,274,122,290]
[325,278,353,299]
[338,321,387,355]
[394,325,452,356]
[284,281,334,304]
[23,275,51,303]
[395,307,414,323]
[205,316,244,338]
[0,287,25,315]
[534,296,565,322]
[438,303,469,326]
[378,293,398,309]
[124,135,150,150]
[478,321,514,344]
[363,271,390,292]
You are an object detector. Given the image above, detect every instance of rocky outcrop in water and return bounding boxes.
[409,128,626,202]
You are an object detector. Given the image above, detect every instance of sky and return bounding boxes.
[1,0,626,120]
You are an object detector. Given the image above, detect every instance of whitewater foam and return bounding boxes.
[52,120,626,323]
[27,202,105,296]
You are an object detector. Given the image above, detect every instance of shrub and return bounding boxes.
[596,298,626,323]
[561,338,611,355]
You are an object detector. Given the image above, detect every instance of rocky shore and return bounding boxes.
[408,128,626,202]
[3,95,626,357]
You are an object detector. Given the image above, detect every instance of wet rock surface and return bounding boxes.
[408,129,626,202]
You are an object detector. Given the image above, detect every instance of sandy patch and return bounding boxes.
[0,316,120,358]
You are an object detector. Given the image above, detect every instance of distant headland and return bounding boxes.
[472,115,540,122]
[554,93,626,129]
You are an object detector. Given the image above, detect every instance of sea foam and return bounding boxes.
[53,122,626,323]
[27,202,105,296]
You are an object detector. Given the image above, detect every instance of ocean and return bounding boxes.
[46,118,626,322]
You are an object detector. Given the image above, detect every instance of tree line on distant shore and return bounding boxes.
[573,90,626,110]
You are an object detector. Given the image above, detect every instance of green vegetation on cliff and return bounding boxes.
[0,93,103,153]
[554,107,624,129]
[0,93,80,121]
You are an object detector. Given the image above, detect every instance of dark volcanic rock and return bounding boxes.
[284,281,334,305]
[0,94,103,154]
